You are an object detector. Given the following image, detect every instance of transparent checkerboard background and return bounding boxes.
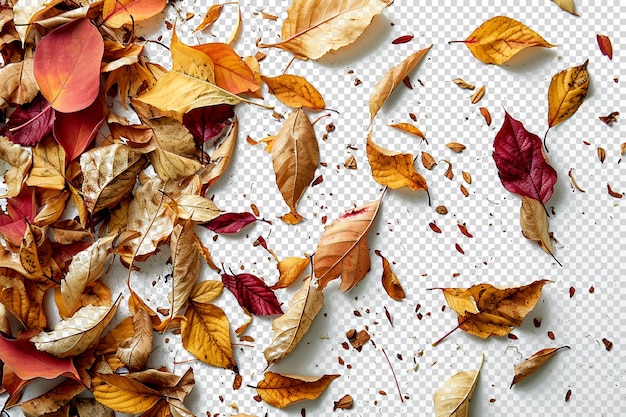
[4,1,625,416]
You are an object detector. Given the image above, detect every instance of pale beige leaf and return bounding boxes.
[264,277,324,366]
[80,144,146,213]
[547,60,589,129]
[260,0,393,60]
[116,308,153,371]
[314,198,382,291]
[173,194,222,222]
[0,135,31,198]
[520,196,555,256]
[18,379,85,417]
[366,133,428,191]
[13,0,63,44]
[0,58,38,108]
[31,299,120,357]
[369,45,432,120]
[200,116,238,188]
[552,0,578,16]
[148,149,202,181]
[270,109,319,224]
[168,221,201,319]
[433,355,483,417]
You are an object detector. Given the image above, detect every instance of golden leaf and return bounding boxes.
[0,135,31,198]
[92,373,163,414]
[168,221,201,320]
[193,42,260,95]
[256,372,339,408]
[547,60,589,129]
[200,116,238,188]
[271,256,311,289]
[101,0,167,29]
[369,45,432,120]
[19,224,57,281]
[366,133,428,191]
[26,136,66,190]
[511,346,570,387]
[451,16,554,65]
[264,277,324,367]
[33,190,71,227]
[270,109,319,224]
[261,74,325,110]
[389,122,425,139]
[375,250,405,301]
[433,354,483,417]
[0,270,47,331]
[520,196,556,256]
[552,0,578,16]
[194,4,223,32]
[181,302,237,370]
[189,280,224,304]
[314,198,381,291]
[260,0,392,60]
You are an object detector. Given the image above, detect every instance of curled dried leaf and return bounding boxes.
[511,346,570,387]
[552,0,579,16]
[452,78,475,90]
[375,250,405,301]
[547,60,589,131]
[366,133,428,191]
[470,85,485,104]
[599,111,619,125]
[421,151,437,170]
[597,147,606,163]
[568,169,586,192]
[333,394,354,410]
[443,160,454,180]
[433,354,483,417]
[462,171,472,184]
[607,183,623,198]
[446,142,466,153]
[520,196,557,260]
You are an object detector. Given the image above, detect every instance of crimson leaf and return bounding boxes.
[493,112,558,203]
[182,104,234,147]
[205,212,259,234]
[1,95,55,146]
[53,97,105,162]
[221,272,283,316]
[0,186,35,247]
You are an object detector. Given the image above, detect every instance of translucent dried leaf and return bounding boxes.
[547,60,589,129]
[261,74,325,110]
[511,346,569,387]
[366,133,428,191]
[375,250,405,301]
[256,372,339,408]
[433,355,483,417]
[0,135,32,198]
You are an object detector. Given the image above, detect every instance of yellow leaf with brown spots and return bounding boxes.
[366,133,428,191]
[262,74,325,110]
[547,60,589,129]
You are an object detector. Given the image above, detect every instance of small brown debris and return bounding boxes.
[602,338,613,351]
[589,286,595,293]
[607,183,623,198]
[462,171,472,184]
[333,394,353,411]
[378,390,387,396]
[490,398,497,403]
[185,12,194,21]
[384,306,393,326]
[253,395,262,402]
[568,169,586,192]
[233,373,242,390]
[470,85,486,104]
[435,205,448,215]
[341,341,349,350]
[597,147,606,163]
[547,331,555,340]
[599,111,619,125]
[533,317,542,328]
[354,78,362,86]
[250,204,260,217]
[615,77,620,83]
[239,335,254,343]
[409,112,417,121]
[255,51,267,61]
[479,107,492,126]
[455,243,464,254]
[460,184,469,197]
[429,222,442,233]
[402,75,413,89]
[569,287,575,298]
[326,123,335,132]
[443,160,454,180]
[261,11,278,20]
[507,333,518,340]
[344,155,357,169]
[272,111,284,120]
[621,142,626,155]
[565,389,572,402]
[346,329,371,351]
[446,142,466,153]
[312,175,323,186]
[338,357,344,365]
[392,34,414,44]
[421,151,437,170]
[457,223,473,238]
[452,78,475,90]
[157,307,169,316]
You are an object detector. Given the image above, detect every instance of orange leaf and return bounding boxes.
[33,18,104,113]
[102,0,167,28]
[375,250,405,301]
[271,256,311,289]
[366,133,428,191]
[314,198,382,291]
[261,74,325,110]
[194,4,223,32]
[193,43,260,95]
[256,372,339,408]
[597,34,613,60]
[389,122,425,139]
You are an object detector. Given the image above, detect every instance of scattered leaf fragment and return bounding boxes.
[392,34,414,44]
[457,223,473,238]
[256,372,339,408]
[433,354,483,417]
[375,250,405,301]
[602,338,613,351]
[607,183,623,198]
[597,147,606,163]
[597,34,613,60]
[552,0,579,16]
[344,155,357,169]
[421,151,437,169]
[599,111,619,125]
[566,389,572,401]
[462,171,472,184]
[479,107,492,126]
[429,222,442,233]
[470,85,485,104]
[568,169,586,192]
[511,346,570,387]
[436,205,448,215]
[346,328,370,351]
[446,142,466,153]
[390,122,425,139]
[333,394,353,410]
[453,78,475,90]
[194,4,223,31]
[443,160,454,180]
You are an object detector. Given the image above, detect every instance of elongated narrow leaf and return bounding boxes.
[33,18,104,112]
[260,0,392,60]
[433,355,483,417]
[547,60,589,129]
[511,346,570,387]
[256,372,339,408]
[451,16,554,65]
[261,74,325,110]
[369,45,432,120]
[102,0,167,28]
[264,277,323,366]
[493,112,557,203]
[221,272,283,316]
[314,198,382,292]
[205,212,259,234]
[375,250,405,301]
[168,221,201,319]
[520,196,556,256]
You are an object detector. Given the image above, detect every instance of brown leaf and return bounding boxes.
[389,122,425,139]
[116,308,153,371]
[470,85,485,104]
[366,133,428,191]
[446,142,466,153]
[200,116,238,189]
[17,379,85,416]
[261,74,325,110]
[0,58,39,108]
[421,151,437,170]
[520,196,556,258]
[333,394,354,410]
[479,107,492,126]
[256,372,339,408]
[597,34,613,59]
[452,78,475,90]
[0,135,32,198]
[369,45,432,120]
[375,250,405,301]
[511,346,570,387]
[167,221,201,323]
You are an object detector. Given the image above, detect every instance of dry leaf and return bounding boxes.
[192,43,260,95]
[344,155,357,169]
[375,250,405,301]
[116,307,153,371]
[433,354,483,417]
[597,34,613,59]
[256,372,339,408]
[366,133,428,191]
[264,277,324,367]
[552,0,579,16]
[260,0,392,60]
[0,58,39,109]
[450,16,554,65]
[200,116,238,188]
[167,221,201,322]
[568,168,585,192]
[470,85,485,104]
[271,256,311,289]
[369,45,432,120]
[511,346,570,387]
[597,147,606,163]
[607,183,623,198]
[270,109,319,224]
[334,394,354,410]
[599,111,619,125]
[194,4,223,32]
[261,74,325,110]
[0,135,32,198]
[452,78,475,90]
[479,107,492,125]
[17,379,85,417]
[547,60,589,132]
[314,198,382,291]
[421,151,437,170]
[172,194,222,223]
[446,142,466,153]
[520,196,556,257]
[389,122,425,139]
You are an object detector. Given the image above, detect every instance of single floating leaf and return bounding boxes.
[221,271,283,316]
[450,16,554,65]
[389,122,425,139]
[433,354,483,417]
[366,133,428,191]
[520,196,557,259]
[597,34,613,60]
[511,346,570,387]
[552,0,579,16]
[256,372,339,408]
[375,250,405,301]
[261,74,325,110]
[547,60,589,132]
[195,4,223,32]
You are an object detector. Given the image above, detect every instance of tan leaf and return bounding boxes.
[511,346,570,387]
[470,85,485,104]
[80,144,146,214]
[18,379,85,417]
[168,221,201,320]
[26,136,66,190]
[366,133,428,191]
[552,0,578,16]
[421,151,437,170]
[389,122,425,139]
[479,107,492,126]
[75,398,115,417]
[31,298,120,357]
[270,109,319,224]
[369,45,432,120]
[260,0,392,60]
[271,256,311,289]
[181,302,237,370]
[200,116,238,188]
[194,4,222,32]
[547,60,589,129]
[256,372,339,408]
[116,308,153,371]
[0,135,31,198]
[433,354,483,417]
[172,194,222,223]
[0,270,47,330]
[375,250,405,301]
[261,74,325,110]
[33,190,71,227]
[451,16,554,65]
[314,198,382,291]
[452,78,475,90]
[189,280,224,304]
[0,58,38,108]
[20,224,57,281]
[520,196,556,256]
[264,277,324,367]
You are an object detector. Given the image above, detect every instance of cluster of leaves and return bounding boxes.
[0,0,614,416]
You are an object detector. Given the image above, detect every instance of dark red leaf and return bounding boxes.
[392,35,414,44]
[53,97,105,162]
[597,34,613,60]
[182,104,234,147]
[205,212,258,234]
[493,112,558,203]
[221,272,283,316]
[1,95,55,146]
[0,186,35,247]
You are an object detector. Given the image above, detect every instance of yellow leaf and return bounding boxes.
[0,135,31,198]
[19,224,55,281]
[264,277,324,367]
[369,45,432,120]
[270,109,319,224]
[0,270,47,331]
[92,373,162,414]
[181,302,237,370]
[168,221,201,320]
[102,0,167,29]
[389,122,425,139]
[552,0,578,16]
[451,16,554,65]
[511,346,570,387]
[33,190,71,227]
[261,74,325,110]
[194,4,222,32]
[172,195,222,223]
[256,372,339,408]
[200,116,238,188]
[26,136,66,190]
[271,256,311,289]
[260,0,392,60]
[520,196,556,256]
[189,280,224,304]
[366,133,428,191]
[547,59,589,129]
[433,354,483,417]
[440,288,479,316]
[375,250,405,301]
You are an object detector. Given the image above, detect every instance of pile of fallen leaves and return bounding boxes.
[0,0,617,416]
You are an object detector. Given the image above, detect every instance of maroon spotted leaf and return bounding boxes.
[221,272,283,316]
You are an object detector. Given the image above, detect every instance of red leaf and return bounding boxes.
[221,272,283,316]
[0,186,35,247]
[33,18,104,113]
[392,35,414,44]
[205,212,258,234]
[53,97,105,162]
[182,104,234,147]
[0,330,81,382]
[1,95,55,146]
[493,112,557,203]
[597,34,613,60]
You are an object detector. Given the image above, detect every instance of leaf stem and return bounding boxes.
[543,127,551,153]
[381,348,403,403]
[432,321,462,347]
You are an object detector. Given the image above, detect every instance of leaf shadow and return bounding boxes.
[500,48,558,74]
